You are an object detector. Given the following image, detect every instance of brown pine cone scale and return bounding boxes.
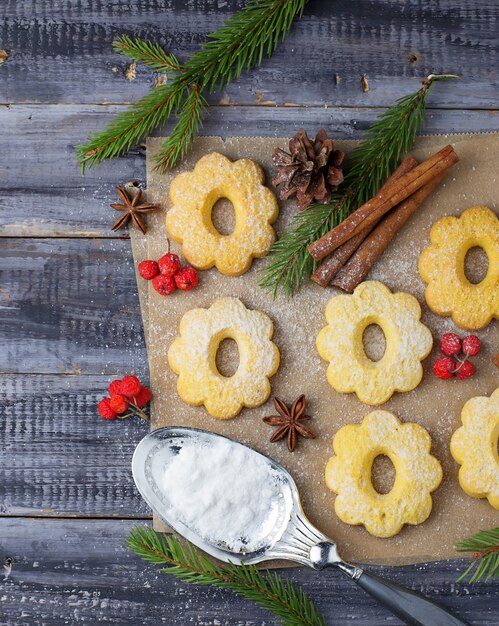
[272,129,345,210]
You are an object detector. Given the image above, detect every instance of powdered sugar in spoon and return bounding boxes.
[132,426,468,626]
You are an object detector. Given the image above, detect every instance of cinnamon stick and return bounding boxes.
[308,145,459,260]
[311,156,418,287]
[331,170,447,293]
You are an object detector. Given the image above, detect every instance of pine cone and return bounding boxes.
[272,129,345,210]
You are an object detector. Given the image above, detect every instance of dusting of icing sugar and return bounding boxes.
[165,152,279,276]
[162,438,282,552]
[139,135,499,564]
[167,297,280,419]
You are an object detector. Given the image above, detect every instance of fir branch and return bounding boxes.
[127,526,326,626]
[154,84,207,172]
[76,83,185,171]
[77,0,308,173]
[259,74,458,297]
[177,0,308,93]
[456,527,499,583]
[113,35,182,73]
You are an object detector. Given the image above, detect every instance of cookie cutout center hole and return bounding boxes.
[464,246,489,284]
[371,454,396,495]
[363,324,387,362]
[211,197,236,236]
[216,338,240,377]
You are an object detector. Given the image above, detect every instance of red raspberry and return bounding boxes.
[109,394,129,414]
[174,267,199,291]
[158,253,181,277]
[462,335,481,357]
[135,386,152,408]
[138,260,160,280]
[98,398,117,420]
[455,360,475,380]
[120,375,142,397]
[108,379,123,396]
[152,274,176,295]
[433,356,455,380]
[439,333,461,356]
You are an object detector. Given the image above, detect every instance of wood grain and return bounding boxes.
[0,375,149,517]
[0,518,495,626]
[1,1,498,107]
[1,105,499,238]
[0,238,146,374]
[1,0,498,621]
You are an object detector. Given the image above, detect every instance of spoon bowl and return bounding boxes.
[132,426,329,565]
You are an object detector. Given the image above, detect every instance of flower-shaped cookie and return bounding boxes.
[326,411,442,537]
[419,205,499,330]
[450,387,499,509]
[166,152,279,276]
[168,297,280,419]
[316,281,433,405]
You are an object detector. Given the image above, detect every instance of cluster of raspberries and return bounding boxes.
[433,333,481,380]
[98,375,151,420]
[138,252,198,295]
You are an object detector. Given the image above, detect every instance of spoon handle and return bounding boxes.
[351,569,470,626]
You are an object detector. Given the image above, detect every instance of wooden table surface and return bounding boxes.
[1,1,498,624]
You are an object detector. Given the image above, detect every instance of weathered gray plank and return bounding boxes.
[2,104,499,237]
[0,374,150,517]
[0,518,495,625]
[0,238,146,374]
[1,0,498,107]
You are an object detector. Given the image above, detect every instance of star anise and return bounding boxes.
[263,394,316,452]
[110,186,161,235]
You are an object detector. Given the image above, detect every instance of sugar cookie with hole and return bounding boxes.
[165,152,279,276]
[450,387,499,509]
[316,280,433,405]
[168,297,280,419]
[325,410,442,537]
[419,205,499,330]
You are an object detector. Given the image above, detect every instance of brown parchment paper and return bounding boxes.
[131,133,499,566]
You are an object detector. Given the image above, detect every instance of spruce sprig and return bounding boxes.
[113,36,182,73]
[259,74,458,297]
[77,0,308,173]
[456,527,499,583]
[127,526,326,626]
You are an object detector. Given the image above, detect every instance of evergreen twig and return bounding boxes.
[456,527,499,583]
[154,84,207,172]
[113,35,182,73]
[259,74,458,297]
[77,0,308,173]
[127,526,326,626]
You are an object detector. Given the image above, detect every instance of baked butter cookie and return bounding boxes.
[166,152,279,276]
[326,411,442,537]
[168,297,280,419]
[419,205,499,330]
[316,280,433,405]
[450,387,499,509]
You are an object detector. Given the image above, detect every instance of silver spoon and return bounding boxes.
[132,426,468,626]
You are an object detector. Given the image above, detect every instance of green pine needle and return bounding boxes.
[154,85,207,172]
[259,74,458,297]
[177,0,308,93]
[76,83,185,172]
[127,526,326,626]
[113,35,182,73]
[456,527,499,583]
[77,0,308,173]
